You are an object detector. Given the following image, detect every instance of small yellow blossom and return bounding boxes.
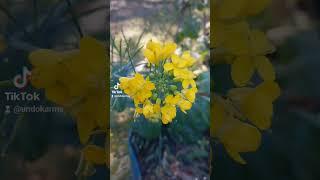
[176,94,192,113]
[161,105,177,124]
[142,100,161,120]
[143,40,177,65]
[182,87,198,103]
[119,73,155,105]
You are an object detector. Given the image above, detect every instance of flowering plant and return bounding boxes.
[119,40,198,125]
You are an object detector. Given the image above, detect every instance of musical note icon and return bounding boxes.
[13,66,31,89]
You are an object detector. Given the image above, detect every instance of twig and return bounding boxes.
[0,4,31,39]
[65,0,84,38]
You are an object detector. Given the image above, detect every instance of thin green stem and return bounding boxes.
[0,4,30,38]
[1,113,24,157]
[0,80,13,87]
[121,29,136,73]
[33,0,39,29]
[75,152,85,178]
[65,0,84,38]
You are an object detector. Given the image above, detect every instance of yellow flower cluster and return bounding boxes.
[29,37,107,144]
[211,0,280,164]
[120,40,198,124]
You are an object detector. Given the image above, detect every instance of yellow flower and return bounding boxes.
[119,73,155,105]
[164,94,180,105]
[142,100,161,120]
[161,104,176,124]
[211,99,261,164]
[121,40,198,124]
[182,87,198,103]
[176,94,192,113]
[164,51,195,72]
[230,30,275,86]
[29,36,108,144]
[228,81,280,130]
[143,40,177,65]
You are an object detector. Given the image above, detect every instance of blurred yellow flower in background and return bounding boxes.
[211,0,280,165]
[29,36,107,144]
[213,0,271,20]
[211,99,261,164]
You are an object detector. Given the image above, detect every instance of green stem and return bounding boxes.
[0,80,13,87]
[33,0,39,28]
[1,113,24,157]
[75,152,85,179]
[65,0,84,38]
[0,4,30,38]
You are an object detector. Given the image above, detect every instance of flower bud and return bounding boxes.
[173,91,180,95]
[152,93,158,100]
[170,85,177,91]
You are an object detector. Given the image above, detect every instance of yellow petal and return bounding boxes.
[231,56,254,86]
[182,79,196,89]
[143,49,156,64]
[45,85,72,106]
[164,63,174,72]
[241,92,273,130]
[255,56,275,81]
[219,116,261,153]
[250,30,275,55]
[178,99,192,113]
[214,0,248,20]
[255,81,281,101]
[76,111,96,144]
[161,42,177,59]
[217,21,251,55]
[29,49,62,67]
[245,0,271,16]
[146,40,161,51]
[225,147,247,164]
[79,37,105,65]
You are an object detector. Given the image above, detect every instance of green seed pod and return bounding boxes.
[156,98,161,104]
[152,93,158,100]
[173,91,180,95]
[170,85,177,91]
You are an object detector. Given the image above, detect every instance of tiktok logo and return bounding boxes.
[114,82,120,90]
[13,66,31,89]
